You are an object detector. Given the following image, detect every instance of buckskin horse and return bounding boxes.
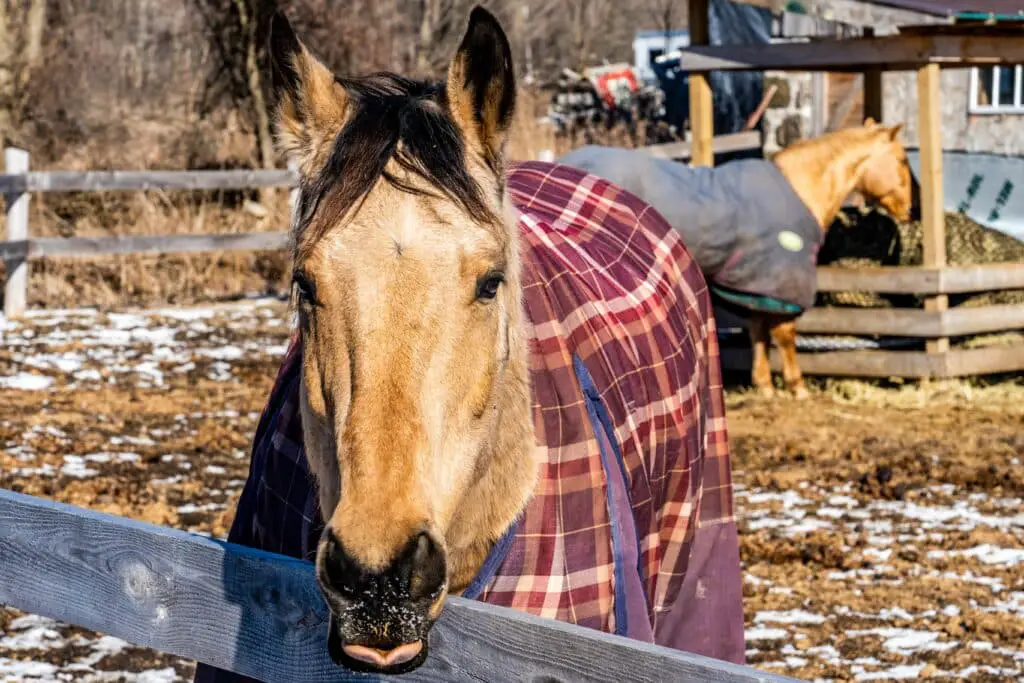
[560,120,913,398]
[194,7,742,681]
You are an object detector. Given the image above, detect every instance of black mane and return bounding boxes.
[294,72,495,252]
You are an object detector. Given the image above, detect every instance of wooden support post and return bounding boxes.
[811,71,828,136]
[3,148,30,320]
[917,63,948,355]
[688,0,714,167]
[862,28,883,123]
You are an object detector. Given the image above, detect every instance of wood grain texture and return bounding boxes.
[688,0,714,168]
[0,169,298,194]
[815,264,1024,296]
[0,489,795,683]
[3,148,30,319]
[721,348,947,379]
[917,62,949,355]
[28,232,291,259]
[862,28,884,124]
[797,304,1024,338]
[672,34,1024,73]
[943,344,1024,377]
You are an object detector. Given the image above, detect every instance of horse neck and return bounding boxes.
[773,133,879,231]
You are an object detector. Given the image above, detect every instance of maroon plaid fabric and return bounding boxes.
[194,161,743,683]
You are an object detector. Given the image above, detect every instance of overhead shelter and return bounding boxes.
[683,0,1024,378]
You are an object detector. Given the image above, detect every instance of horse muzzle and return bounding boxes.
[317,529,447,674]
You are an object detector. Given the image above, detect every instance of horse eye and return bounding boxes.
[293,272,317,306]
[476,273,504,301]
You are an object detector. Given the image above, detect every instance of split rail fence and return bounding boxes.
[0,488,793,682]
[4,129,1023,379]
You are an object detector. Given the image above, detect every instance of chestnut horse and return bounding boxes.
[560,121,912,398]
[760,120,912,397]
[195,7,742,680]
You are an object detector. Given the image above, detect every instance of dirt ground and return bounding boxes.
[0,299,1021,682]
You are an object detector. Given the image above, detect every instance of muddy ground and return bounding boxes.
[0,299,1021,682]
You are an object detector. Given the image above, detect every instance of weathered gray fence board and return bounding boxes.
[0,489,792,683]
[29,231,291,258]
[0,169,298,193]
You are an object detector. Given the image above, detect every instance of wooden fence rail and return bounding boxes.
[3,146,1022,378]
[0,488,791,683]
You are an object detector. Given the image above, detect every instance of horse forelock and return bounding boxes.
[291,72,500,260]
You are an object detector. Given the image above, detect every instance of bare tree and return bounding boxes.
[0,0,47,145]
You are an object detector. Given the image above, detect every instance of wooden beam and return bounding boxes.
[0,169,298,194]
[688,0,714,168]
[862,28,884,123]
[641,131,762,160]
[917,62,949,355]
[0,489,795,683]
[721,347,947,379]
[943,344,1024,377]
[3,148,30,319]
[816,264,1024,296]
[722,344,1024,380]
[797,304,1024,337]
[672,34,1024,73]
[25,232,291,259]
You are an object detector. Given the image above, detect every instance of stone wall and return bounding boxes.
[762,71,814,155]
[885,69,1024,156]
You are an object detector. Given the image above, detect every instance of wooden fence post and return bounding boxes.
[810,72,828,137]
[917,63,949,361]
[862,28,884,123]
[688,0,714,168]
[3,147,30,320]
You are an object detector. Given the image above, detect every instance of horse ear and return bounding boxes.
[445,6,517,167]
[268,11,348,169]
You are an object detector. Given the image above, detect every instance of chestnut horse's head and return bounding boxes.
[856,119,913,222]
[268,7,535,674]
[773,118,914,228]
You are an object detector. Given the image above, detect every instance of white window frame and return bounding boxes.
[969,64,1024,114]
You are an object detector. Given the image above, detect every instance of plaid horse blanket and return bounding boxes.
[194,161,744,682]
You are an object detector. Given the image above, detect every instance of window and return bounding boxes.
[969,65,1024,114]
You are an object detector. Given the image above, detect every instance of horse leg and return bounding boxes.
[749,315,774,397]
[769,318,809,399]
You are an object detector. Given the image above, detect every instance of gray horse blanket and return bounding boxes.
[559,145,823,314]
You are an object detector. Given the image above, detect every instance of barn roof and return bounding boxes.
[866,0,1024,17]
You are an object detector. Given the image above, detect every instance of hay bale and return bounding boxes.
[818,208,1024,310]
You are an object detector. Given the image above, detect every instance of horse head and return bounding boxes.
[856,118,913,222]
[268,6,535,673]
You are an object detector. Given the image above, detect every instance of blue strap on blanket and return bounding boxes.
[709,283,804,316]
[460,514,521,601]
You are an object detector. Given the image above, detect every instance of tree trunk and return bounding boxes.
[233,0,274,205]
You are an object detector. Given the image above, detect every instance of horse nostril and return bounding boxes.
[319,530,361,600]
[407,532,446,601]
